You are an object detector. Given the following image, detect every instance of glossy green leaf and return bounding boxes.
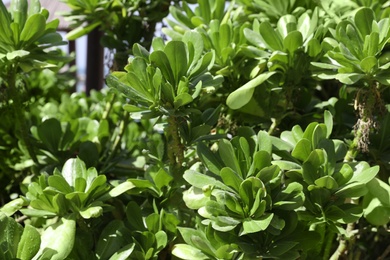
[348,165,379,184]
[360,56,377,74]
[48,175,73,194]
[220,167,243,192]
[32,216,76,260]
[66,21,100,40]
[284,31,303,54]
[240,213,274,236]
[315,176,338,190]
[61,158,86,188]
[354,7,374,37]
[260,21,283,50]
[291,138,312,161]
[334,182,368,198]
[109,243,135,260]
[0,212,23,257]
[226,71,277,109]
[20,14,46,45]
[184,170,233,192]
[17,224,41,260]
[80,206,103,219]
[172,244,209,260]
[219,139,242,177]
[6,49,29,60]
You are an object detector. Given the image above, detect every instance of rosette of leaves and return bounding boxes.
[312,7,390,156]
[107,31,222,118]
[0,0,68,73]
[226,8,327,129]
[176,129,317,259]
[275,112,378,222]
[19,158,112,219]
[93,201,180,260]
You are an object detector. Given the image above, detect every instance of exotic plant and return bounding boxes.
[226,8,327,131]
[62,0,185,70]
[173,111,380,259]
[1,1,390,259]
[107,30,223,178]
[312,7,390,158]
[0,0,69,165]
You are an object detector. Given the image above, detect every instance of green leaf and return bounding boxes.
[283,31,303,54]
[109,181,135,197]
[0,212,23,257]
[17,224,41,260]
[360,56,377,74]
[150,50,175,86]
[174,93,193,108]
[366,178,390,206]
[184,170,233,192]
[257,130,272,154]
[109,243,135,260]
[32,216,76,260]
[80,206,103,219]
[96,220,129,260]
[6,49,30,60]
[334,182,368,198]
[165,40,188,85]
[315,176,339,189]
[220,167,243,192]
[324,110,333,138]
[19,14,46,45]
[354,7,374,37]
[66,21,100,40]
[291,138,312,161]
[197,142,224,175]
[226,71,277,109]
[240,213,274,236]
[348,165,379,184]
[1,198,26,217]
[48,175,73,194]
[172,244,210,260]
[219,139,242,177]
[260,21,283,50]
[61,158,87,188]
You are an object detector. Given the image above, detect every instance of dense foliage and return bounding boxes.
[1,0,390,259]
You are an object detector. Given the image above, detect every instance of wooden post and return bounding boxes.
[86,28,104,95]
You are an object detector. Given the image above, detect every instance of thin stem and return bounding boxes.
[166,115,185,180]
[323,230,336,260]
[330,222,355,260]
[101,111,130,173]
[8,65,39,165]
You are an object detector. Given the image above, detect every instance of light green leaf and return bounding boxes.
[66,21,100,40]
[226,71,277,109]
[17,224,41,260]
[32,216,76,260]
[20,14,46,45]
[284,31,303,54]
[315,176,339,190]
[291,138,312,161]
[260,21,283,50]
[360,56,377,74]
[172,244,209,260]
[109,243,135,260]
[165,41,188,85]
[6,50,30,60]
[240,213,274,236]
[354,7,374,37]
[324,110,333,138]
[220,167,243,192]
